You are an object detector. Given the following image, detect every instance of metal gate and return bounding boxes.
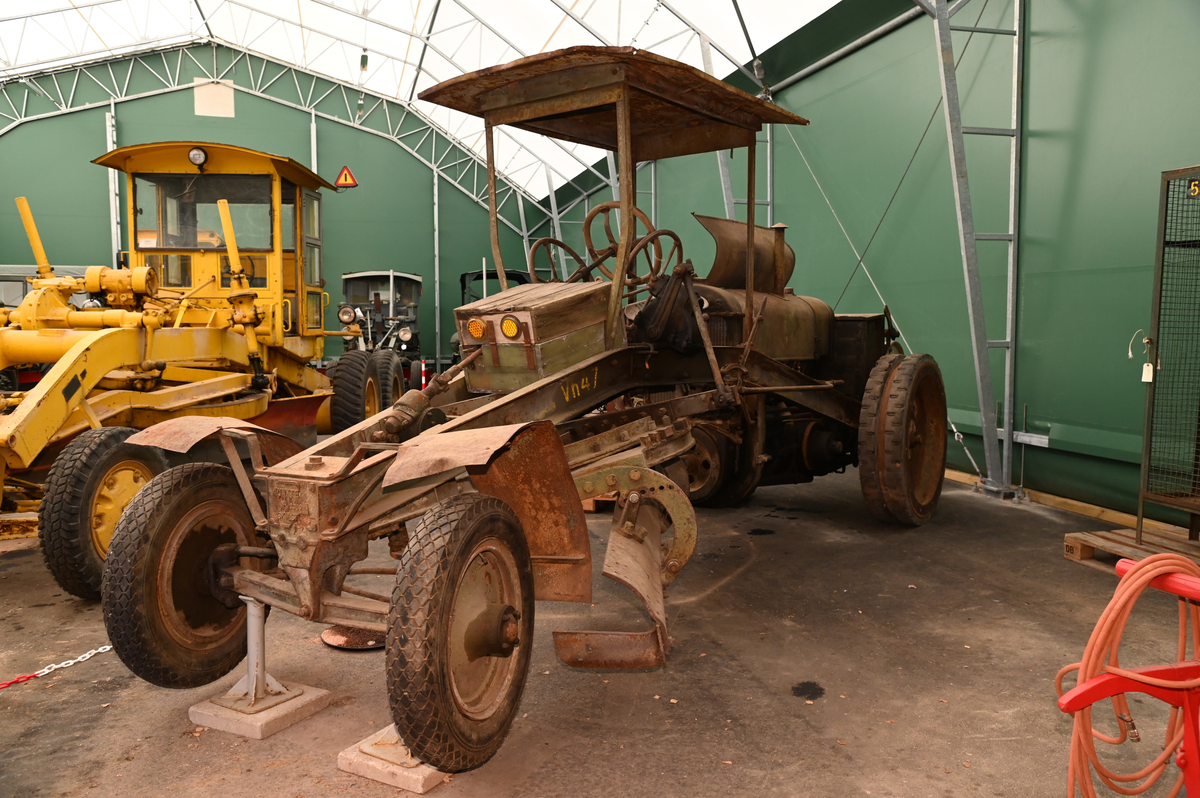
[1138,165,1200,538]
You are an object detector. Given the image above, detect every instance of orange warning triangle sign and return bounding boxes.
[335,166,358,188]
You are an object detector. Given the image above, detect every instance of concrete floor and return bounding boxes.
[0,472,1188,798]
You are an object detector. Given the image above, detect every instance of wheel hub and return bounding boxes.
[90,458,154,557]
[448,542,523,721]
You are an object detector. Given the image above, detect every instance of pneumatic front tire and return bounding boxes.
[385,494,534,772]
[102,463,258,688]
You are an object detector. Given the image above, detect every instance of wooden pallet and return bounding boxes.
[1064,527,1200,573]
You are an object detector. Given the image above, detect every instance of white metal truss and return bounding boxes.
[0,0,836,289]
[0,40,543,242]
[0,0,830,194]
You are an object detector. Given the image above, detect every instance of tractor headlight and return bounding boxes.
[398,326,413,342]
[337,305,356,324]
[466,317,487,341]
[188,147,208,167]
[341,325,354,343]
[500,315,520,339]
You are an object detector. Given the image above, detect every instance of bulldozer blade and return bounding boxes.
[553,498,671,669]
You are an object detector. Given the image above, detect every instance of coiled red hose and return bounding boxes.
[1056,553,1200,797]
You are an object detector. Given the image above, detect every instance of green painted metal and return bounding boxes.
[734,0,1197,517]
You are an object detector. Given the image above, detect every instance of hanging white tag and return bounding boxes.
[1142,362,1154,382]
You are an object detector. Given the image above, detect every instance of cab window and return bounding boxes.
[134,174,272,251]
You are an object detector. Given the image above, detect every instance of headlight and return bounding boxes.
[398,326,412,342]
[337,305,356,324]
[466,317,487,341]
[500,315,520,339]
[188,147,208,166]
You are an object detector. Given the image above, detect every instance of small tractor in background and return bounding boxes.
[3,141,376,599]
[335,270,423,407]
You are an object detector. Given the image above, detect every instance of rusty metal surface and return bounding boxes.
[230,566,388,632]
[380,423,530,491]
[572,453,697,586]
[471,422,592,603]
[695,214,795,293]
[125,415,305,465]
[419,47,808,162]
[244,393,327,434]
[552,494,671,668]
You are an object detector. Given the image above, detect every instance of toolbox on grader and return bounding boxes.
[102,47,948,773]
[4,142,376,598]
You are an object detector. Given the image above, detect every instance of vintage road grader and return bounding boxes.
[4,142,376,600]
[101,48,948,773]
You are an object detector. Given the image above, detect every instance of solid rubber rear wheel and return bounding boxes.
[878,354,948,525]
[102,463,258,688]
[39,426,169,599]
[331,349,381,431]
[373,349,403,407]
[386,494,534,772]
[858,354,904,523]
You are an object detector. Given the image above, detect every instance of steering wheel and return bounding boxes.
[624,230,683,290]
[581,201,663,287]
[526,237,588,283]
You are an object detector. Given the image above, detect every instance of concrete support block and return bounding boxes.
[337,724,447,793]
[189,683,330,740]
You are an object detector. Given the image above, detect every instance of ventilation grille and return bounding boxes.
[1147,174,1200,500]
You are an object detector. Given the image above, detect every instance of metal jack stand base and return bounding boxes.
[189,597,330,739]
[976,479,1020,501]
[337,724,448,793]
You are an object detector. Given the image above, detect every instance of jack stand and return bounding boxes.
[189,597,331,739]
[337,723,447,793]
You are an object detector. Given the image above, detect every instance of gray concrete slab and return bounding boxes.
[0,474,1186,797]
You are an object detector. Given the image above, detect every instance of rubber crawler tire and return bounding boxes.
[374,349,403,407]
[101,463,257,689]
[39,426,169,599]
[878,354,948,525]
[858,354,905,522]
[330,349,379,432]
[385,494,535,773]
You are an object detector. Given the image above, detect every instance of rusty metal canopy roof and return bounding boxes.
[420,46,808,161]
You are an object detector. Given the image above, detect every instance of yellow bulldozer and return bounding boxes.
[4,141,380,599]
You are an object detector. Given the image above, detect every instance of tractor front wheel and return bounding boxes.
[386,494,534,772]
[102,463,259,688]
[39,426,169,599]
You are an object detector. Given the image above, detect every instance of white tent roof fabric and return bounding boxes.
[0,0,835,196]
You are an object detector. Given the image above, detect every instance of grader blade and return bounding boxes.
[553,495,671,669]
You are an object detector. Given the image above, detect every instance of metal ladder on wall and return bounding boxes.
[920,0,1026,494]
